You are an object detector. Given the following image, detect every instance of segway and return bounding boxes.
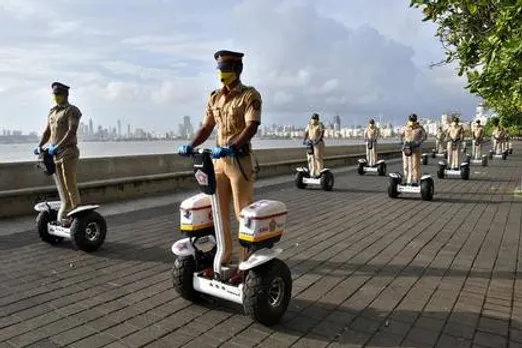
[171,148,292,326]
[357,139,386,176]
[34,148,107,252]
[388,141,434,201]
[437,139,470,180]
[467,139,488,166]
[431,141,448,160]
[295,140,334,190]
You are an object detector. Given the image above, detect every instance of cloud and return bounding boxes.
[0,0,479,134]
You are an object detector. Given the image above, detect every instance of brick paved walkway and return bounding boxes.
[1,145,521,348]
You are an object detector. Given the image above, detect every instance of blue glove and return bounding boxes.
[177,145,193,157]
[211,146,232,159]
[47,144,58,155]
[33,146,41,155]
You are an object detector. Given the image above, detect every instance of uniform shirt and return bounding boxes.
[436,129,445,140]
[493,127,504,140]
[446,123,464,141]
[473,125,484,140]
[48,102,82,161]
[364,126,379,141]
[402,123,426,143]
[306,121,325,142]
[203,82,262,147]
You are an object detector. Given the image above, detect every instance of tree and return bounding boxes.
[410,0,522,130]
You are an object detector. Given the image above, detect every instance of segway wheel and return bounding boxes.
[387,178,399,198]
[482,157,488,167]
[502,152,507,160]
[444,152,448,160]
[431,151,436,159]
[357,163,365,175]
[460,166,470,180]
[172,255,200,302]
[489,152,493,159]
[70,211,107,252]
[437,165,445,179]
[509,148,513,155]
[295,172,306,189]
[320,171,334,191]
[421,178,434,201]
[378,162,386,176]
[421,155,428,166]
[243,258,292,327]
[36,210,64,245]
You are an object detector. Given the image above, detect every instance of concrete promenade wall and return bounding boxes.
[0,142,433,218]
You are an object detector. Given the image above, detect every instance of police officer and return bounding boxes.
[400,114,426,185]
[435,126,446,154]
[303,113,325,177]
[178,50,262,264]
[446,116,464,170]
[34,82,82,226]
[472,120,485,159]
[364,118,380,166]
[491,117,504,154]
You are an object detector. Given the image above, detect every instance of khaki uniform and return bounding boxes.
[203,82,261,264]
[305,121,325,177]
[364,126,380,166]
[492,127,504,153]
[48,103,82,219]
[435,128,446,153]
[446,124,464,168]
[473,125,484,159]
[401,124,425,183]
[501,128,509,152]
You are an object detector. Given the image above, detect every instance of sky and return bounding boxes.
[0,0,480,134]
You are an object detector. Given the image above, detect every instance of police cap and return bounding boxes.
[369,118,375,124]
[476,120,481,124]
[51,82,70,94]
[214,50,244,62]
[408,113,418,122]
[311,113,319,119]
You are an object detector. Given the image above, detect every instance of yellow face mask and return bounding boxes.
[408,121,415,127]
[53,95,66,105]
[218,71,237,86]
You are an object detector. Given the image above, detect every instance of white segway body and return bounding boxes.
[357,159,386,176]
[437,160,470,180]
[34,150,107,252]
[171,149,292,327]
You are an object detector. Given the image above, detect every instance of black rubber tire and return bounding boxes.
[421,178,434,201]
[509,148,513,155]
[378,162,386,176]
[444,152,448,160]
[431,151,436,159]
[70,211,107,252]
[437,165,445,179]
[295,172,306,189]
[502,152,507,160]
[172,255,201,302]
[320,171,334,191]
[489,152,493,159]
[243,258,292,327]
[36,210,64,245]
[387,178,399,198]
[357,163,365,175]
[482,157,488,167]
[460,166,470,180]
[421,155,428,166]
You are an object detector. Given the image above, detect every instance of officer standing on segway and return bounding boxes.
[445,116,464,170]
[34,82,83,227]
[400,114,426,186]
[473,120,485,159]
[178,50,262,264]
[303,113,325,178]
[364,119,380,166]
[436,126,446,154]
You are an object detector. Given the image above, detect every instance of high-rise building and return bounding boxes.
[117,119,122,138]
[333,115,341,132]
[88,119,93,136]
